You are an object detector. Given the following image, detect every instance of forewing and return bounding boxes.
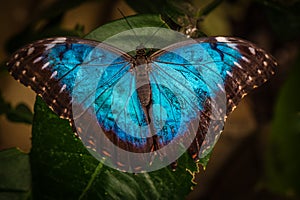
[7,37,129,118]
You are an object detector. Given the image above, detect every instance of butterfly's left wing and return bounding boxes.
[149,36,277,160]
[7,37,132,119]
[6,37,169,171]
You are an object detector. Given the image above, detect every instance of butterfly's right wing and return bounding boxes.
[150,37,277,160]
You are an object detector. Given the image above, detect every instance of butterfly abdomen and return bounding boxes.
[135,64,151,107]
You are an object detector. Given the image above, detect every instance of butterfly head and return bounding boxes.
[136,44,146,56]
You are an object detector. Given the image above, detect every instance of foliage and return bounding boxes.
[0,92,33,124]
[0,148,31,200]
[266,56,300,198]
[30,97,197,199]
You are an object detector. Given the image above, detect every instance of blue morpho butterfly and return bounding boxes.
[6,26,277,172]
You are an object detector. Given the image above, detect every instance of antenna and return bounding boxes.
[117,9,182,52]
[117,8,142,45]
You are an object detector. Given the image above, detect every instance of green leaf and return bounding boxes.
[266,55,300,198]
[85,14,168,42]
[124,0,194,36]
[31,96,198,199]
[0,148,31,200]
[0,92,33,124]
[125,0,188,16]
[30,15,199,199]
[85,14,191,57]
[198,0,223,17]
[124,0,221,38]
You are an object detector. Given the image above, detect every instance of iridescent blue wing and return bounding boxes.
[7,37,163,169]
[6,38,146,145]
[149,36,277,160]
[7,37,127,118]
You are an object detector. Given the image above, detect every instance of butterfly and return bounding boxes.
[6,35,277,172]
